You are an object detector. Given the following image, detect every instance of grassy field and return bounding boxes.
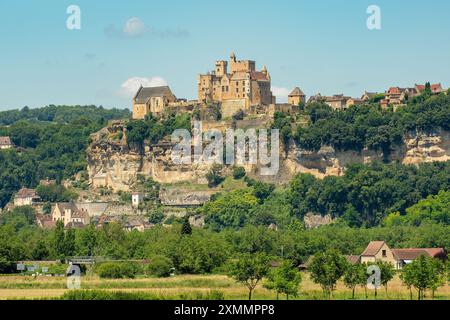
[0,273,448,300]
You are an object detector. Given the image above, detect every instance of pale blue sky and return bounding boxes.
[0,0,449,110]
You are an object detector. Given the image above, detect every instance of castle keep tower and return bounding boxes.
[198,52,275,108]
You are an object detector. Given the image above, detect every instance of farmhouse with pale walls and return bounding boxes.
[357,241,446,270]
[14,188,40,207]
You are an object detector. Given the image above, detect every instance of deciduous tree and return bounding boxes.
[309,250,348,299]
[228,253,270,300]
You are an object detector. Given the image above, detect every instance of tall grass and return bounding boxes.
[60,290,225,300]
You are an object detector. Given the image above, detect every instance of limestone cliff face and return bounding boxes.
[87,122,450,191]
[87,123,211,192]
[283,129,450,179]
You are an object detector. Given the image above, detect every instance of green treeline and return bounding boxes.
[202,161,449,229]
[0,209,448,274]
[273,92,450,157]
[0,105,130,207]
[126,113,191,149]
[0,105,130,125]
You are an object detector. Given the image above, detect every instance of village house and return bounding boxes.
[415,83,445,95]
[373,83,446,108]
[13,188,40,206]
[346,98,365,108]
[307,93,325,104]
[325,94,351,110]
[0,136,13,149]
[359,241,446,270]
[198,52,275,109]
[132,85,177,119]
[361,91,380,101]
[307,93,362,109]
[288,87,306,106]
[36,214,56,229]
[131,192,145,208]
[380,87,416,108]
[123,218,153,232]
[51,202,90,228]
[94,214,116,229]
[345,255,361,265]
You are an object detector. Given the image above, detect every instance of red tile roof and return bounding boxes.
[392,248,445,260]
[345,255,361,264]
[250,71,269,81]
[15,188,38,199]
[36,215,55,229]
[387,87,401,94]
[424,248,446,257]
[415,83,443,93]
[361,241,386,256]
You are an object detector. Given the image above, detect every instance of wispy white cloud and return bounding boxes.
[123,17,146,37]
[105,17,189,39]
[272,86,290,103]
[118,76,167,98]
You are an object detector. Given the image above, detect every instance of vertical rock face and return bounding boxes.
[283,129,450,179]
[86,121,450,191]
[304,213,335,229]
[402,130,450,164]
[87,122,212,192]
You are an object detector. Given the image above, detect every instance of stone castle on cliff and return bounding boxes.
[132,52,306,120]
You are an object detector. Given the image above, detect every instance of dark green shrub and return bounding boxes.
[206,164,224,188]
[232,166,246,180]
[145,255,173,278]
[148,209,165,224]
[48,263,68,275]
[96,262,139,279]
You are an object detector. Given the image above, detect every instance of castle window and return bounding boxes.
[382,250,387,257]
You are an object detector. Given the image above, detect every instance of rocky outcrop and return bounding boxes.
[304,213,335,229]
[87,123,211,192]
[402,130,450,164]
[283,129,450,179]
[160,189,214,207]
[87,122,450,192]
